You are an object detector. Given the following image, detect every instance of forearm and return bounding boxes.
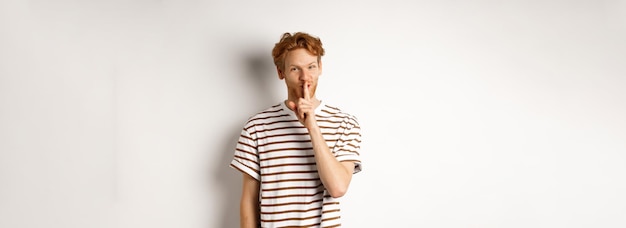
[240,202,259,228]
[240,174,260,228]
[308,125,353,198]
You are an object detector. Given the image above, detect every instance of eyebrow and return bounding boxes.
[288,61,318,67]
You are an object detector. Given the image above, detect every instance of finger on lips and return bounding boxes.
[303,83,310,100]
[299,83,308,120]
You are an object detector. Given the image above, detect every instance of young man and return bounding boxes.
[230,32,362,228]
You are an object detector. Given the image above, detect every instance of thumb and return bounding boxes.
[287,100,297,111]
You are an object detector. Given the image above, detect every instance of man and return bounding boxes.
[230,32,362,228]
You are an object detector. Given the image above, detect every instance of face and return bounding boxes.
[278,48,322,100]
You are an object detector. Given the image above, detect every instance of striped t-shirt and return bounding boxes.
[230,100,362,227]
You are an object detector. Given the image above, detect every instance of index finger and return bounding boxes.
[303,83,310,100]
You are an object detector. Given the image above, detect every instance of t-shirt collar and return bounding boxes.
[281,99,324,119]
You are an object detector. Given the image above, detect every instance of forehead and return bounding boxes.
[284,48,318,66]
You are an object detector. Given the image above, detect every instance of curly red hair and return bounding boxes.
[272,32,325,71]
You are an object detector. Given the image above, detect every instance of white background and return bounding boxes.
[1,0,625,227]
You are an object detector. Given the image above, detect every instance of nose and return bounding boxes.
[298,69,311,82]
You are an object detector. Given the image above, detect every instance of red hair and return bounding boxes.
[272,32,325,71]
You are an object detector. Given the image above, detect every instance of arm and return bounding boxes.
[240,173,260,228]
[290,83,355,198]
[308,125,355,198]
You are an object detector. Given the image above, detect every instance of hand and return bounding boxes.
[288,83,317,129]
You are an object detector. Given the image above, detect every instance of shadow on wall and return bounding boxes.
[212,48,277,228]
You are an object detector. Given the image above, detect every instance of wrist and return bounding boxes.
[307,121,321,133]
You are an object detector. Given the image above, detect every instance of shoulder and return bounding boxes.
[320,103,360,127]
[243,103,288,128]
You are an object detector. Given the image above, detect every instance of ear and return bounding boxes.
[277,67,284,80]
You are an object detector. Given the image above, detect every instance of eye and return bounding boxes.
[290,67,298,72]
[308,65,317,69]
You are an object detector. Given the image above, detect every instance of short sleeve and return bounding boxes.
[230,127,261,180]
[333,116,362,174]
